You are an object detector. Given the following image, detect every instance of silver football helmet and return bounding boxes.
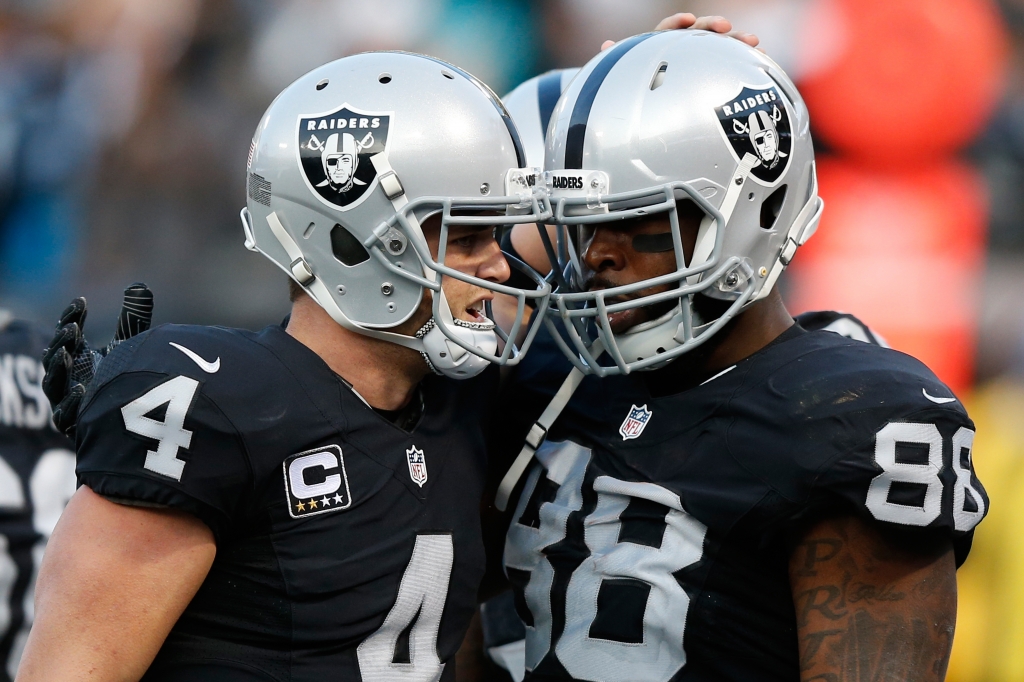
[242,51,552,379]
[543,31,823,376]
[503,68,580,169]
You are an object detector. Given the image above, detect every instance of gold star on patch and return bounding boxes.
[296,501,305,512]
[308,499,318,509]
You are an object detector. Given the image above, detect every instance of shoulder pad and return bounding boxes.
[795,310,888,347]
[730,338,971,497]
[85,324,269,408]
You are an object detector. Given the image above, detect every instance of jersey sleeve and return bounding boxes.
[732,342,988,566]
[814,402,986,560]
[75,331,252,543]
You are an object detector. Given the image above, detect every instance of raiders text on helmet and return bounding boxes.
[241,52,552,378]
[542,31,823,376]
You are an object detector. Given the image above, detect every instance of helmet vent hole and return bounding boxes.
[748,192,755,201]
[315,79,329,91]
[760,185,788,230]
[303,222,316,239]
[330,224,370,266]
[650,62,668,91]
[378,73,392,84]
[441,70,455,80]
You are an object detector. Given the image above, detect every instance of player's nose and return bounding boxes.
[582,227,628,274]
[477,236,511,283]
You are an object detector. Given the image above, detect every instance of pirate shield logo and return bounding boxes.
[715,85,792,185]
[298,105,392,211]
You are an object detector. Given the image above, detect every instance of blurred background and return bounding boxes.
[0,0,1021,678]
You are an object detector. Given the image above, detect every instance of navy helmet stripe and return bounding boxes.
[402,52,528,168]
[564,33,656,169]
[536,70,564,146]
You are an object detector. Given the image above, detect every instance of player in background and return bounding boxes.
[0,312,73,682]
[18,51,554,682]
[491,30,986,681]
[0,286,149,680]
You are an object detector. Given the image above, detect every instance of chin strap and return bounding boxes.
[757,165,824,301]
[265,211,423,352]
[495,365,586,511]
[494,338,603,511]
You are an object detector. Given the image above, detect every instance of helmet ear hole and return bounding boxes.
[760,185,787,230]
[330,224,370,266]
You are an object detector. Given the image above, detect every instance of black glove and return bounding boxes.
[42,283,154,437]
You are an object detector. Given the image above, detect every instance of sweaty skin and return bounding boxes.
[577,211,959,680]
[16,218,511,682]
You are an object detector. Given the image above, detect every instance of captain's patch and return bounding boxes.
[283,444,352,518]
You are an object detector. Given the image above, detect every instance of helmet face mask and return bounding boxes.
[546,180,757,376]
[377,192,553,373]
[539,30,824,377]
[242,52,553,379]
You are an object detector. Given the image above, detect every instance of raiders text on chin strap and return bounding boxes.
[241,51,553,379]
[541,30,822,378]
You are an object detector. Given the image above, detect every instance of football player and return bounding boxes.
[492,30,987,682]
[17,51,555,681]
[0,311,76,681]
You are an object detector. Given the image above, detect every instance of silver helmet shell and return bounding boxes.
[502,68,580,169]
[242,51,552,378]
[544,31,823,376]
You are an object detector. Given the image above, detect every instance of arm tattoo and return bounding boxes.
[789,516,957,682]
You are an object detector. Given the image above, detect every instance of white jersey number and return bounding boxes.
[506,442,707,682]
[0,447,76,677]
[121,376,200,481]
[357,533,454,682]
[866,421,984,530]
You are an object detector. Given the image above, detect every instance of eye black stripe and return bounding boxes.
[564,33,657,169]
[394,51,528,168]
[536,70,565,145]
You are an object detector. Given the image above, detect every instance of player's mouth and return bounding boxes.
[588,284,675,335]
[463,298,492,324]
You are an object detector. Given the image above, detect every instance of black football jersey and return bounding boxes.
[75,323,495,681]
[494,324,987,682]
[0,319,76,681]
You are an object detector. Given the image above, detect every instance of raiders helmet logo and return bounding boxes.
[715,86,792,185]
[297,105,392,211]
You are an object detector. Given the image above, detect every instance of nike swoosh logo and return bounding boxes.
[922,388,956,404]
[169,342,221,373]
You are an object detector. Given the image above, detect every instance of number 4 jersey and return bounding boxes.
[75,323,494,681]
[496,324,987,682]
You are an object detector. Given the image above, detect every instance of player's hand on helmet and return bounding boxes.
[601,13,760,51]
[42,283,154,437]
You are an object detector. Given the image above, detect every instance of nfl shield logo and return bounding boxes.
[619,404,653,440]
[406,446,428,487]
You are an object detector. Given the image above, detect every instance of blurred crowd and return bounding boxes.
[1,0,1024,679]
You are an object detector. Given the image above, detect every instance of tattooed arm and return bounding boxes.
[789,515,957,682]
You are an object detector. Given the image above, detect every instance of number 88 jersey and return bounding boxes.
[499,325,986,682]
